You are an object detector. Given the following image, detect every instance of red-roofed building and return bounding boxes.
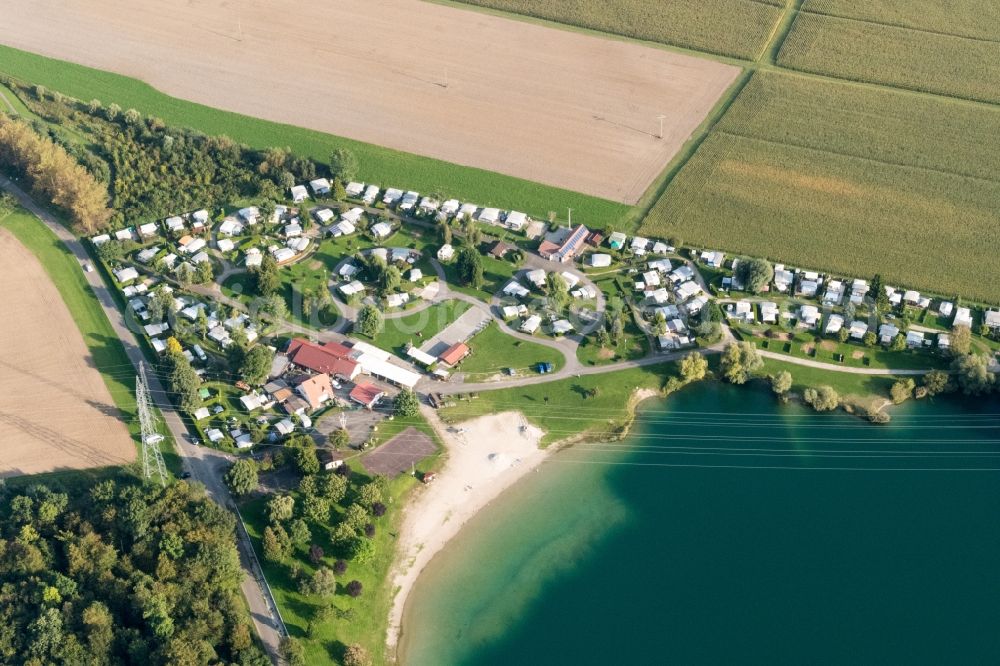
[540,224,589,263]
[350,382,384,409]
[296,373,335,411]
[286,339,361,380]
[438,342,470,367]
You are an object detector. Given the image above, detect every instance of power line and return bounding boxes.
[137,362,168,486]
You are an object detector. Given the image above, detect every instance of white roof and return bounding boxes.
[206,428,224,442]
[355,352,420,388]
[114,267,140,283]
[138,222,158,236]
[314,208,335,223]
[879,323,900,339]
[559,271,580,289]
[165,216,185,230]
[217,238,235,252]
[478,207,500,223]
[825,314,844,333]
[342,207,365,224]
[437,244,455,260]
[339,280,365,296]
[525,269,546,286]
[406,346,438,366]
[386,293,410,308]
[290,185,309,201]
[91,234,111,245]
[363,184,380,201]
[383,188,403,203]
[287,237,310,253]
[192,209,209,223]
[675,281,701,300]
[284,222,302,237]
[409,268,423,282]
[502,305,521,318]
[193,407,210,421]
[985,310,1000,328]
[906,330,925,344]
[503,281,530,298]
[218,219,243,235]
[274,419,295,435]
[238,206,260,222]
[590,253,612,267]
[332,220,356,237]
[272,247,296,263]
[642,270,661,287]
[441,199,460,214]
[459,203,478,217]
[520,315,542,333]
[849,320,868,337]
[339,263,359,278]
[189,251,210,265]
[309,177,331,193]
[181,237,207,254]
[506,211,527,228]
[115,228,134,241]
[552,319,573,335]
[419,196,440,211]
[371,222,393,238]
[346,181,365,196]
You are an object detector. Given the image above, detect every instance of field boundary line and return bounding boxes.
[795,7,1000,45]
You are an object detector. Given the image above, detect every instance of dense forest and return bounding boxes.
[1,76,323,229]
[0,478,270,665]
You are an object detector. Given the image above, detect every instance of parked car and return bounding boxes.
[83,262,94,273]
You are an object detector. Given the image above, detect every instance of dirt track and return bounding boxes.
[0,0,738,203]
[0,230,134,478]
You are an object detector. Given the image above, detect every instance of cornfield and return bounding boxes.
[452,0,784,59]
[778,13,1000,104]
[640,73,1000,303]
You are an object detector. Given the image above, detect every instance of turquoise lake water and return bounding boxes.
[400,382,1000,664]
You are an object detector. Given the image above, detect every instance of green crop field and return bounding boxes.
[0,45,627,226]
[449,0,784,59]
[801,0,1000,40]
[641,72,1000,303]
[778,13,1000,104]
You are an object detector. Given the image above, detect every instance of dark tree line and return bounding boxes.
[0,478,269,665]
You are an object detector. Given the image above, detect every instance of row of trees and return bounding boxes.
[0,115,111,232]
[0,479,268,664]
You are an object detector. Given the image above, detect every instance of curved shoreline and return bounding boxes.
[385,406,553,655]
[386,388,662,658]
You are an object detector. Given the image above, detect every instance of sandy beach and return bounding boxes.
[386,406,552,651]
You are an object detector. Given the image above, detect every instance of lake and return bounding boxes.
[400,382,1000,664]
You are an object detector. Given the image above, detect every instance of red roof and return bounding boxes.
[438,342,470,366]
[287,339,359,378]
[349,382,384,407]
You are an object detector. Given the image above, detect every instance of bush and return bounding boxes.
[890,378,915,404]
[346,580,363,597]
[803,386,839,412]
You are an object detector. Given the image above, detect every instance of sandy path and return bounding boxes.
[386,405,552,650]
[0,229,134,477]
[0,0,738,203]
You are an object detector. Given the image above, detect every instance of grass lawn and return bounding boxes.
[576,275,650,366]
[756,357,900,404]
[0,207,181,474]
[0,44,628,226]
[459,322,566,378]
[358,299,472,355]
[440,253,520,302]
[440,362,677,446]
[239,414,442,664]
[734,325,950,371]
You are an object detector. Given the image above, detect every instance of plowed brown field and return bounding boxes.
[0,230,134,478]
[0,0,738,203]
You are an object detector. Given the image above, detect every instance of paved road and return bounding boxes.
[0,176,286,664]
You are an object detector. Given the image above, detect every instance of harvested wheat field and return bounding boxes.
[0,230,134,478]
[0,0,738,203]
